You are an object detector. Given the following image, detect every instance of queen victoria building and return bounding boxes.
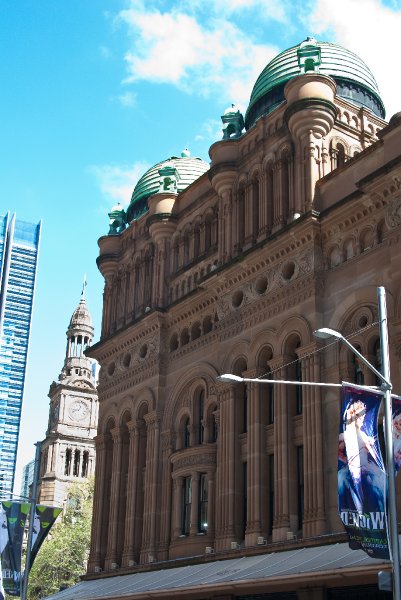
[50,38,401,600]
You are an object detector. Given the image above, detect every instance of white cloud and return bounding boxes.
[180,0,289,22]
[117,5,278,105]
[89,162,149,208]
[194,118,222,143]
[116,91,137,107]
[306,0,401,118]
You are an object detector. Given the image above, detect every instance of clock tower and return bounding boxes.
[37,285,98,506]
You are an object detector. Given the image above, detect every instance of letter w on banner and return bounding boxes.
[338,384,389,559]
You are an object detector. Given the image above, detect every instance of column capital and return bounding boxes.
[94,433,110,449]
[296,341,319,360]
[110,427,123,443]
[144,411,162,427]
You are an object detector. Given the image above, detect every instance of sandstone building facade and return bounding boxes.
[37,292,98,507]
[53,38,401,599]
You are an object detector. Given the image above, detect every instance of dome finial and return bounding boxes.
[181,148,190,158]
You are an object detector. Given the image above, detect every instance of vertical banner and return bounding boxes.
[338,384,389,559]
[392,395,401,474]
[28,505,62,571]
[0,505,7,600]
[0,501,30,595]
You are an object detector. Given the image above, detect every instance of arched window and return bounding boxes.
[237,186,245,250]
[73,449,80,477]
[183,417,190,448]
[336,143,346,168]
[205,218,212,251]
[295,360,303,415]
[196,389,205,444]
[267,370,274,424]
[81,451,89,477]
[181,477,192,535]
[352,347,365,385]
[65,448,72,476]
[280,154,290,223]
[304,58,315,72]
[374,339,382,386]
[252,177,260,241]
[266,165,274,231]
[268,454,274,536]
[198,473,208,533]
[194,227,200,258]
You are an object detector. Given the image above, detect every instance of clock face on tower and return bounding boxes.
[69,399,89,421]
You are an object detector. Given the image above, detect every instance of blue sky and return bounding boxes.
[2,0,401,492]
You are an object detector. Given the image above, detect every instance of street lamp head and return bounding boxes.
[313,327,344,340]
[216,374,243,383]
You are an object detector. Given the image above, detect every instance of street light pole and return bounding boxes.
[315,287,400,600]
[378,287,401,599]
[21,441,41,600]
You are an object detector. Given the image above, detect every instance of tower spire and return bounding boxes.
[81,273,87,299]
[60,286,94,381]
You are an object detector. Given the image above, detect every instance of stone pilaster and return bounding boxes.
[140,412,161,562]
[104,427,123,568]
[122,421,141,567]
[244,369,264,546]
[271,358,291,541]
[87,433,108,573]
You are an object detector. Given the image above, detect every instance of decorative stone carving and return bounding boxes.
[386,196,401,228]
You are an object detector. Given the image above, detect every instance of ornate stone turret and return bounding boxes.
[221,104,245,139]
[108,203,126,235]
[60,282,94,381]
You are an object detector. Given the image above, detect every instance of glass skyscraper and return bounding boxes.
[0,212,41,498]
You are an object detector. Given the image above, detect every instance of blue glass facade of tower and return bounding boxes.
[0,212,41,498]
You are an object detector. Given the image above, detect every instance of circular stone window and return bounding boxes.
[139,344,148,359]
[107,362,116,376]
[359,315,368,328]
[282,261,295,281]
[123,353,131,368]
[232,290,244,308]
[255,276,268,294]
[170,334,179,352]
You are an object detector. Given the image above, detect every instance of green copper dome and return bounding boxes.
[126,151,209,222]
[245,38,385,129]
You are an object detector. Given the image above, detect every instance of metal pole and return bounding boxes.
[378,286,401,600]
[21,441,41,600]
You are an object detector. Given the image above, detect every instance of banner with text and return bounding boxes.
[392,395,401,475]
[0,501,30,595]
[338,384,389,559]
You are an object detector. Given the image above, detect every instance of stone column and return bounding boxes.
[244,182,254,249]
[207,472,215,540]
[173,476,183,538]
[296,344,326,537]
[140,412,161,562]
[218,195,225,264]
[87,433,108,572]
[224,192,233,260]
[122,421,140,567]
[271,358,291,541]
[272,162,281,230]
[215,383,236,550]
[105,427,123,568]
[159,431,174,559]
[244,370,263,546]
[190,471,200,534]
